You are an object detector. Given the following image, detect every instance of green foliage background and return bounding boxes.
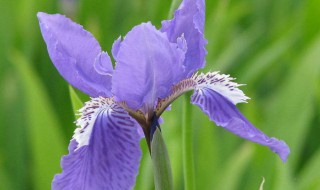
[0,0,319,189]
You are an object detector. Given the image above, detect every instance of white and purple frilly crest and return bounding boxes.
[37,0,290,189]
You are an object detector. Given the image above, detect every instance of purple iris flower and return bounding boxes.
[37,0,290,189]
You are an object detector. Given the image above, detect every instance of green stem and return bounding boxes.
[167,0,181,19]
[182,92,195,190]
[151,129,174,190]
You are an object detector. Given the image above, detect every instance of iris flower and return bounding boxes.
[38,0,290,189]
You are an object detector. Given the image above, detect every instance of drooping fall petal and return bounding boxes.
[52,98,142,190]
[191,73,290,162]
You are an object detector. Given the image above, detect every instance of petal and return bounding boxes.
[191,87,290,162]
[193,72,249,105]
[94,52,113,76]
[37,12,113,97]
[112,22,185,110]
[155,72,248,116]
[161,0,207,78]
[155,72,289,161]
[52,97,142,189]
[112,36,121,60]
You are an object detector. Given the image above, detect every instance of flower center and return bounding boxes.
[121,105,158,151]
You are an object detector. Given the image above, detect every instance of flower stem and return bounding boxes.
[167,0,180,19]
[182,92,195,190]
[151,128,174,190]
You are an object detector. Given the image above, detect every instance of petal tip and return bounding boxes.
[37,11,48,18]
[37,12,55,23]
[277,141,290,163]
[36,12,44,19]
[269,138,290,162]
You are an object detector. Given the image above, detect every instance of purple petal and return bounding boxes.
[112,22,185,110]
[191,88,290,162]
[37,12,113,97]
[52,100,142,189]
[161,0,207,78]
[94,52,113,76]
[112,36,121,60]
[193,72,249,105]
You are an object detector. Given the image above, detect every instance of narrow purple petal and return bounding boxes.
[112,22,185,110]
[52,100,142,189]
[191,88,290,162]
[161,0,207,78]
[37,12,113,97]
[112,37,121,60]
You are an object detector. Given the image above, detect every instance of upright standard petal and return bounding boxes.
[37,12,113,97]
[52,97,142,190]
[191,72,290,162]
[112,22,185,110]
[161,0,207,78]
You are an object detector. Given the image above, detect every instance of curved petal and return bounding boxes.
[191,88,290,162]
[37,12,113,97]
[52,97,142,190]
[112,22,185,110]
[155,72,248,116]
[94,52,113,76]
[161,0,207,78]
[112,36,121,60]
[193,72,249,104]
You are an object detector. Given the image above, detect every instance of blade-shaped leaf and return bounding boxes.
[134,141,154,190]
[215,143,254,190]
[259,177,265,190]
[297,147,320,190]
[68,85,83,115]
[10,51,65,190]
[0,155,13,190]
[264,34,320,168]
[151,128,174,190]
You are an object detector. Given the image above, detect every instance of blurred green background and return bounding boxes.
[1,0,320,189]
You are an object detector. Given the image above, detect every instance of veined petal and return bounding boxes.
[161,0,207,78]
[155,71,248,115]
[112,22,185,110]
[193,72,249,104]
[190,73,290,162]
[37,12,113,97]
[155,72,290,161]
[52,97,142,190]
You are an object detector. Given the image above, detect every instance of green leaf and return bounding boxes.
[134,141,154,190]
[297,147,320,190]
[68,86,84,115]
[161,99,184,190]
[151,128,174,190]
[241,28,298,83]
[167,0,181,19]
[0,65,29,190]
[215,143,254,190]
[193,111,220,190]
[264,34,320,168]
[0,156,13,190]
[259,177,265,190]
[10,51,65,190]
[272,160,294,190]
[182,93,196,190]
